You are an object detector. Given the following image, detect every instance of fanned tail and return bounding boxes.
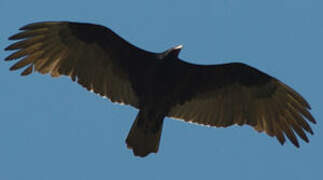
[126,110,164,157]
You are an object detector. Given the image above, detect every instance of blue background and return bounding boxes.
[0,0,322,179]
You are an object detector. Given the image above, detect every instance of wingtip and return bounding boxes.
[4,46,11,51]
[8,34,18,40]
[18,21,53,30]
[4,56,12,61]
[291,140,300,148]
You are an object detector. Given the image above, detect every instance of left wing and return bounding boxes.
[168,62,316,147]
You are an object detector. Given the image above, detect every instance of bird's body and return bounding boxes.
[5,21,316,157]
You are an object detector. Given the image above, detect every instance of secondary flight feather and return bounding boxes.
[5,21,316,157]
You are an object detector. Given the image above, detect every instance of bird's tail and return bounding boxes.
[126,110,164,157]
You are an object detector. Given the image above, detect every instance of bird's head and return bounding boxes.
[161,45,183,60]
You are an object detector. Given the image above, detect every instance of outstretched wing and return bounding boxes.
[168,62,316,147]
[5,21,158,107]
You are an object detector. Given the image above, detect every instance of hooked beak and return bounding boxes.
[174,44,183,50]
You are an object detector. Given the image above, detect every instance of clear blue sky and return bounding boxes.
[0,0,322,179]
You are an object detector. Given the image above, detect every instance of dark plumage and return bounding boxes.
[5,21,316,157]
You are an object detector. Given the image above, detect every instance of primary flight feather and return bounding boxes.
[5,21,316,157]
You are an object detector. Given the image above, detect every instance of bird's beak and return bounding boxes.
[174,44,183,50]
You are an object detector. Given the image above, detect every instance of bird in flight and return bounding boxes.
[5,21,316,157]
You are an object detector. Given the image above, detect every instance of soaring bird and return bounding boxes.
[5,21,316,157]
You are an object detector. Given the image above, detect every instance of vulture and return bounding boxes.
[5,21,316,157]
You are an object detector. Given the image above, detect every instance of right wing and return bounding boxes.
[5,21,158,108]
